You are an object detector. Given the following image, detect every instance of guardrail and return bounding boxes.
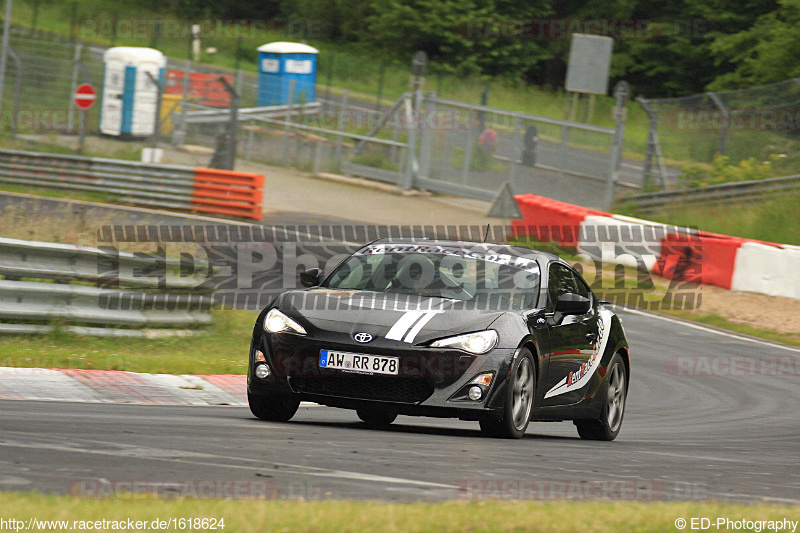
[0,237,213,336]
[0,149,264,220]
[182,102,322,124]
[620,174,800,212]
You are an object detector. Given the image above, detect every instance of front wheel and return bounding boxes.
[575,352,627,441]
[248,392,300,422]
[480,349,536,439]
[357,407,397,428]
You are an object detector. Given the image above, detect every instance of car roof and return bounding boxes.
[365,238,562,263]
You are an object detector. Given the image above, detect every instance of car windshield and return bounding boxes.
[324,244,540,309]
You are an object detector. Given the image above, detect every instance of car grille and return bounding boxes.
[290,375,434,404]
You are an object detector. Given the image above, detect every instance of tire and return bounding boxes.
[575,352,627,441]
[248,392,300,422]
[356,407,397,428]
[480,349,536,439]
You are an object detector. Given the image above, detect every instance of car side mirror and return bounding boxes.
[299,268,322,288]
[555,293,591,316]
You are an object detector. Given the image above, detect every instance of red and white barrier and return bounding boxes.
[731,243,800,299]
[512,194,799,300]
[512,195,607,248]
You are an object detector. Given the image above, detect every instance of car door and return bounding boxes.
[541,263,599,407]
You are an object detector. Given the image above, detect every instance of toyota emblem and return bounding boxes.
[353,332,373,343]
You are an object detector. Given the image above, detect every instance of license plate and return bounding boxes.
[320,350,399,375]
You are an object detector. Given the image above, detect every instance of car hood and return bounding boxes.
[279,288,508,345]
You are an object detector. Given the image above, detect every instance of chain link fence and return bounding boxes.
[638,79,800,188]
[418,95,630,206]
[0,26,640,209]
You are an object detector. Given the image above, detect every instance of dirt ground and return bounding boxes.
[688,283,800,335]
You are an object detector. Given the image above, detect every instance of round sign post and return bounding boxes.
[73,83,96,153]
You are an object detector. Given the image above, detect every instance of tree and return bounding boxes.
[707,0,800,89]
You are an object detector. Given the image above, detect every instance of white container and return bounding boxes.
[100,47,166,138]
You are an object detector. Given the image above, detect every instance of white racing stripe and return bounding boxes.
[403,312,440,343]
[385,310,443,343]
[385,311,424,341]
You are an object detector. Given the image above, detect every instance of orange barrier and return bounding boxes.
[511,194,610,248]
[191,168,264,220]
[165,71,233,108]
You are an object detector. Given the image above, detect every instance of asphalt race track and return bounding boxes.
[2,309,798,503]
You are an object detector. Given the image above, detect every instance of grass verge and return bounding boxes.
[1,494,798,532]
[657,311,800,347]
[0,309,253,375]
[617,189,800,245]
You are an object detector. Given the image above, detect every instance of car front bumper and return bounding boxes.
[247,331,517,419]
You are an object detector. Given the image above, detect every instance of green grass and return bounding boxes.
[0,182,111,204]
[658,311,800,347]
[617,189,800,245]
[0,308,254,374]
[1,493,798,532]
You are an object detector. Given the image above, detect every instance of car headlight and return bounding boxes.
[430,330,498,354]
[264,308,307,335]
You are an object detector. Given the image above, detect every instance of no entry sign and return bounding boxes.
[73,84,96,110]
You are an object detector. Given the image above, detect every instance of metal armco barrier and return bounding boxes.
[0,237,213,335]
[182,102,322,124]
[0,149,264,220]
[621,174,800,212]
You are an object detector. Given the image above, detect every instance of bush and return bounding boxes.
[677,153,786,188]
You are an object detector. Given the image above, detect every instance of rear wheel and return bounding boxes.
[575,353,627,441]
[357,407,397,428]
[480,349,536,439]
[248,392,300,422]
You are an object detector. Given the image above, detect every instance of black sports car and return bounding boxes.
[247,239,630,440]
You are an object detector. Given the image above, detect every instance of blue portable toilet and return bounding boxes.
[257,42,319,107]
[100,47,166,139]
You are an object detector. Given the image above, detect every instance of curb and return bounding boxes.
[0,367,251,406]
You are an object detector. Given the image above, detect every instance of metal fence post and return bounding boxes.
[7,47,21,136]
[235,68,244,99]
[461,128,473,185]
[0,0,12,117]
[334,89,349,165]
[312,137,322,176]
[391,125,399,163]
[219,76,239,170]
[643,121,656,189]
[324,53,333,114]
[401,94,417,190]
[173,60,192,145]
[245,119,254,160]
[282,79,295,166]
[556,124,569,200]
[707,91,728,155]
[144,71,162,150]
[67,41,83,133]
[603,81,629,210]
[509,115,521,188]
[418,94,433,181]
